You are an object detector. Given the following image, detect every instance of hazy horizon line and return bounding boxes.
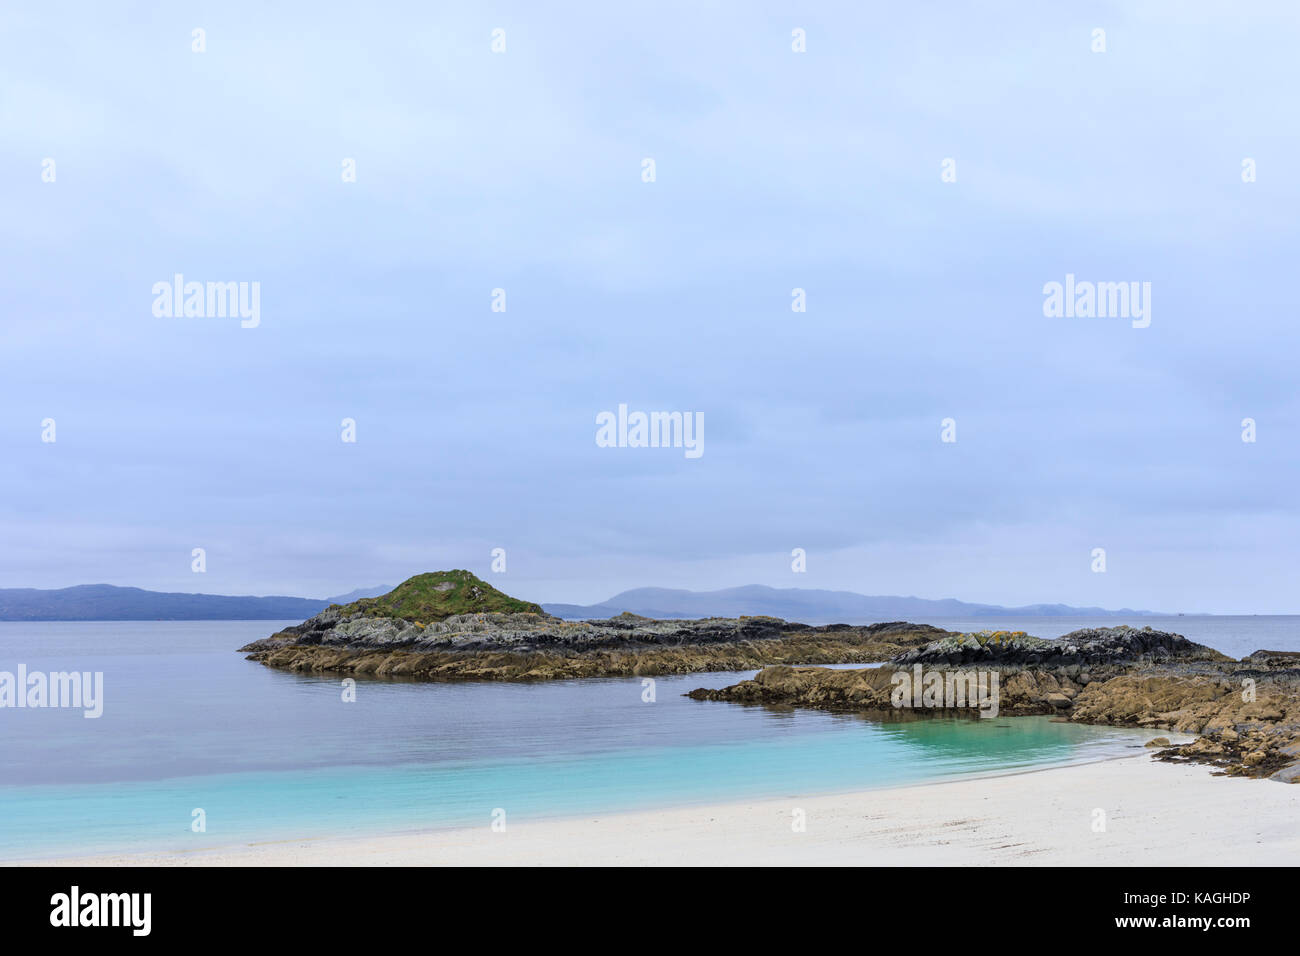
[3,578,1294,618]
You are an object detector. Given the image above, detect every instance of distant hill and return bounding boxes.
[0,579,1157,623]
[0,584,331,622]
[542,585,1157,623]
[322,585,392,604]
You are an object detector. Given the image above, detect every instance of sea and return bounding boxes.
[0,615,1293,860]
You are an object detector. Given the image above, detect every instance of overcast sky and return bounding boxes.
[2,2,1298,612]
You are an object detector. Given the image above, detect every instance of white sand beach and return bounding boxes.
[24,753,1300,866]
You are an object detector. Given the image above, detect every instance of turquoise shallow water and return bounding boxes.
[3,618,1277,860]
[1,713,1156,860]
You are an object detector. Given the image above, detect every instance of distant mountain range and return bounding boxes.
[541,585,1159,623]
[316,586,392,605]
[0,584,388,622]
[0,581,1157,623]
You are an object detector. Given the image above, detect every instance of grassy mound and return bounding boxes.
[334,570,543,622]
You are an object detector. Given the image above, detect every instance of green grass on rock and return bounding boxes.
[332,570,544,622]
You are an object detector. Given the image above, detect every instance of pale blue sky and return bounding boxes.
[2,2,1298,612]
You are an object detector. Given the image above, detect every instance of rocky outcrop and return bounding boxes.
[687,663,1078,716]
[1070,672,1300,779]
[1246,649,1300,668]
[248,609,802,653]
[241,607,952,681]
[892,626,1230,668]
[241,569,952,680]
[688,627,1300,782]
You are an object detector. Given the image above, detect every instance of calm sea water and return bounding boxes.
[2,616,1288,860]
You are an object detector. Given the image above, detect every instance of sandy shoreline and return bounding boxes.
[18,752,1299,866]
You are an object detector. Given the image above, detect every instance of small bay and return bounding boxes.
[1,618,1292,860]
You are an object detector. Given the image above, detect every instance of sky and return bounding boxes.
[2,2,1298,613]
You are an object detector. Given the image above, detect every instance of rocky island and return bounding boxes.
[240,571,1299,783]
[239,570,949,680]
[689,629,1300,782]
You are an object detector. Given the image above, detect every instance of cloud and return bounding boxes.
[1,2,1297,611]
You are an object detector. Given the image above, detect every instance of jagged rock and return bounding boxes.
[1248,649,1300,668]
[243,605,949,658]
[893,626,1229,668]
[1145,737,1171,748]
